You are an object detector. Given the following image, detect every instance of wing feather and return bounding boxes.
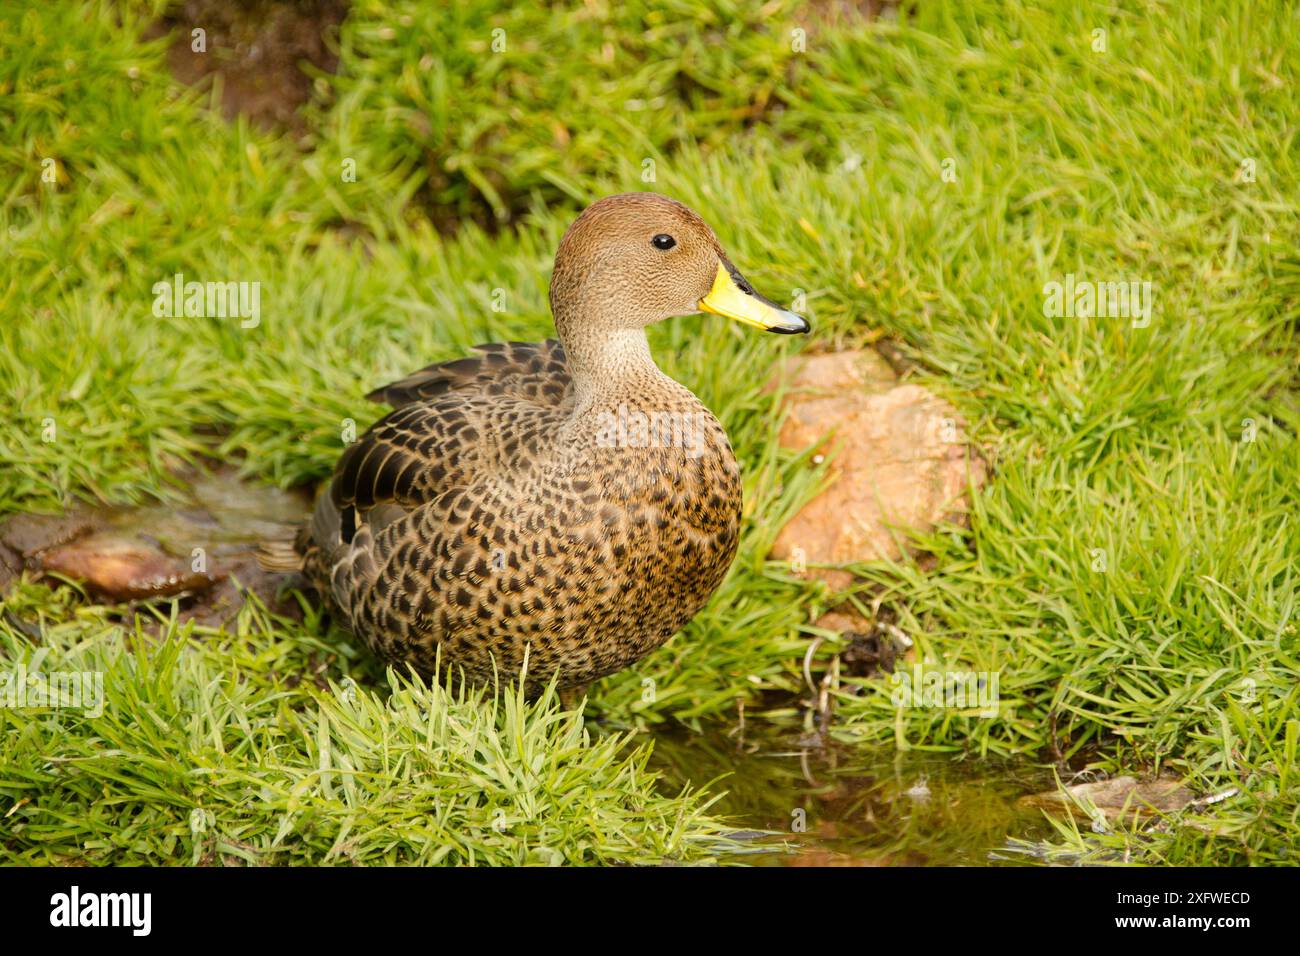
[307,339,572,560]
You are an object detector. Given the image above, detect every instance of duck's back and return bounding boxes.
[299,339,741,689]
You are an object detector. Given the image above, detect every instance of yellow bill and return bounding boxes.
[698,262,810,334]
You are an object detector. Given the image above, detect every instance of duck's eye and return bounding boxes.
[651,234,676,250]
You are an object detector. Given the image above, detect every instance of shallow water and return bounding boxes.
[646,724,1055,866]
[0,468,309,619]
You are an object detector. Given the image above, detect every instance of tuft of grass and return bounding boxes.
[0,583,737,865]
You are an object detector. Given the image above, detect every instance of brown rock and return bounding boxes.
[40,535,220,601]
[769,350,986,589]
[0,467,310,627]
[765,347,899,397]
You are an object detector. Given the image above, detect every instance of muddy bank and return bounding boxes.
[147,0,348,132]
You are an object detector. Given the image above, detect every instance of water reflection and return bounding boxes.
[646,724,1055,866]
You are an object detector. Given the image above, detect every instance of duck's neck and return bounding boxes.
[557,317,673,412]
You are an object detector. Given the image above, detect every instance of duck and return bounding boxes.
[277,192,809,700]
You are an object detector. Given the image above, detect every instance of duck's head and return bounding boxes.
[549,193,810,340]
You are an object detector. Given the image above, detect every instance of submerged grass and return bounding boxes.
[1,0,1297,864]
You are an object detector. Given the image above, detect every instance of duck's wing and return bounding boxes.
[365,339,569,408]
[296,339,572,606]
[326,337,571,526]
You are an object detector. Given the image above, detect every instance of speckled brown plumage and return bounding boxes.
[289,193,807,693]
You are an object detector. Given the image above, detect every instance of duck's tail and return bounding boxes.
[255,535,305,573]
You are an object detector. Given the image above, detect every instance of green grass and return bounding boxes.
[316,0,820,229]
[0,582,737,865]
[1,0,1298,865]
